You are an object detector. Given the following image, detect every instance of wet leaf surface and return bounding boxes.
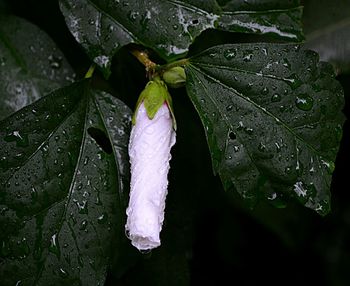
[0,15,75,120]
[0,80,131,286]
[59,0,303,77]
[186,43,345,215]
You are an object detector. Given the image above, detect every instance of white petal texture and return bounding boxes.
[126,102,176,250]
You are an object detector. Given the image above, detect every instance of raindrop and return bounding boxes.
[49,233,60,257]
[59,268,68,278]
[237,121,244,131]
[31,186,38,201]
[261,87,269,95]
[172,24,178,30]
[267,192,277,200]
[128,11,139,21]
[15,152,25,159]
[97,213,108,224]
[229,131,236,140]
[295,94,314,111]
[0,57,5,66]
[83,156,89,165]
[79,220,88,230]
[271,93,281,102]
[226,105,233,111]
[244,127,253,135]
[274,142,281,152]
[285,73,302,89]
[4,130,29,147]
[224,49,236,60]
[75,200,88,214]
[258,142,266,152]
[321,159,335,174]
[282,58,291,69]
[243,51,253,62]
[48,55,62,69]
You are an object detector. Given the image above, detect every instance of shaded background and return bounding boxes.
[1,0,349,285]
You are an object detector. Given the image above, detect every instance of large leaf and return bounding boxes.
[0,81,131,286]
[303,0,350,74]
[59,0,303,77]
[0,15,75,120]
[185,43,345,215]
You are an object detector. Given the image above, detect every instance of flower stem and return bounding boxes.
[129,46,189,78]
[130,47,157,76]
[156,58,189,74]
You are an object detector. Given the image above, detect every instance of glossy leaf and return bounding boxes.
[219,0,303,42]
[0,15,75,120]
[59,0,303,77]
[0,81,131,286]
[303,0,350,74]
[185,43,345,215]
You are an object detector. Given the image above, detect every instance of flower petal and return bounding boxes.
[126,102,176,250]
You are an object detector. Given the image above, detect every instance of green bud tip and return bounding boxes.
[162,66,186,88]
[132,77,177,129]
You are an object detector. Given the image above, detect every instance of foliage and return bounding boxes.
[0,0,347,285]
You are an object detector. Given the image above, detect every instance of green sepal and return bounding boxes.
[132,77,176,130]
[162,66,186,88]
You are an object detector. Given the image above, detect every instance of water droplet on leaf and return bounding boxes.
[295,94,314,111]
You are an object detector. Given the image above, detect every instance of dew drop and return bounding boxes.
[48,55,62,69]
[243,51,253,62]
[244,127,253,135]
[295,94,314,111]
[4,130,29,147]
[224,49,236,60]
[59,268,68,278]
[271,93,281,102]
[49,233,60,257]
[97,213,107,224]
[261,87,269,95]
[0,57,6,66]
[128,11,139,21]
[79,220,88,230]
[258,142,266,152]
[226,105,233,111]
[31,186,38,201]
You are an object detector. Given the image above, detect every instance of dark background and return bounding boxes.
[1,0,349,285]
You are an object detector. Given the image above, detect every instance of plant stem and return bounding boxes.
[129,46,189,78]
[130,47,157,74]
[156,58,189,74]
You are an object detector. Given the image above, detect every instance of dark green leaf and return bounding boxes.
[0,81,131,286]
[59,0,303,77]
[303,0,350,74]
[218,0,304,42]
[0,15,75,120]
[185,43,345,215]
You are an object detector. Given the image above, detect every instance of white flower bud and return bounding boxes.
[126,102,176,250]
